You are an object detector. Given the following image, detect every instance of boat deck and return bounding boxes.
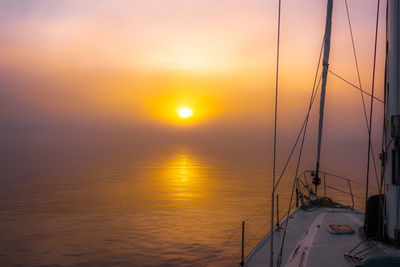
[244,206,400,267]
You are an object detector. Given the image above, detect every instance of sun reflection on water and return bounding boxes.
[154,147,210,203]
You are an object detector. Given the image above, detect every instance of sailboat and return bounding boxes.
[242,0,400,266]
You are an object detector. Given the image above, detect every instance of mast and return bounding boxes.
[385,0,400,241]
[314,0,333,194]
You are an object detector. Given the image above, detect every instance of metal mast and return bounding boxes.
[385,0,400,241]
[314,0,334,194]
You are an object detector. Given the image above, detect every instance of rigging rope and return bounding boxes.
[379,2,389,195]
[328,70,383,103]
[344,0,381,191]
[277,85,321,266]
[270,0,282,265]
[204,224,241,266]
[276,36,326,267]
[273,75,322,190]
[377,2,389,236]
[365,0,381,217]
[273,35,325,191]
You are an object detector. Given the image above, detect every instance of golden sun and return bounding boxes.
[177,107,193,118]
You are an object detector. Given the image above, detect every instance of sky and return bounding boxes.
[0,0,387,150]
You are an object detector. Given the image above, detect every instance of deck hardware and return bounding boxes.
[327,224,355,234]
[345,240,381,265]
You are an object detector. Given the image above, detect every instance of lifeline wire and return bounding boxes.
[365,0,381,213]
[270,0,282,266]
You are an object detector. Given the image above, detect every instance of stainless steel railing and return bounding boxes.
[296,170,360,209]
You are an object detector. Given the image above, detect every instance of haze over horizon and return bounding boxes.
[0,0,386,150]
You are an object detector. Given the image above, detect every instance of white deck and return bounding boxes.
[244,206,399,267]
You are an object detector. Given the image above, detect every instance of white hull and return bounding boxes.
[245,206,400,267]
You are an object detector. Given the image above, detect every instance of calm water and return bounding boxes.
[0,142,365,266]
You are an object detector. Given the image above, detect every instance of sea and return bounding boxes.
[0,142,367,266]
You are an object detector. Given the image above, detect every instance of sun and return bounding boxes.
[177,107,193,118]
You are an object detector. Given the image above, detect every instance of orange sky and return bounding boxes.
[0,0,387,150]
